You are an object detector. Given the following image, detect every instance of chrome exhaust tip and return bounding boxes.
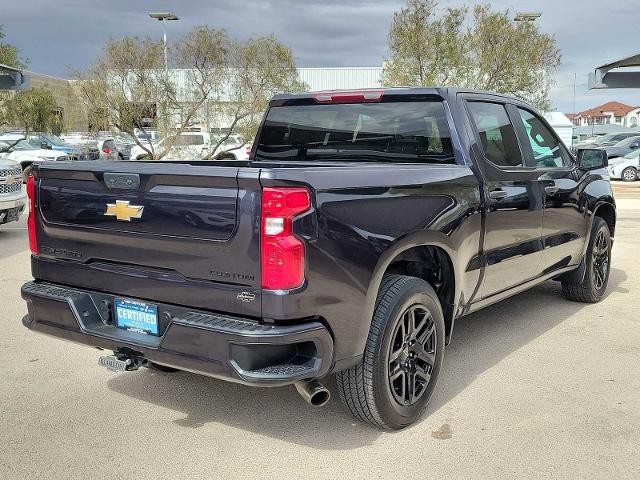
[294,379,330,407]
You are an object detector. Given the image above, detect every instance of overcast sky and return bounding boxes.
[3,0,639,112]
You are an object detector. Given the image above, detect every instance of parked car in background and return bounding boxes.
[598,135,640,159]
[96,137,118,161]
[25,133,99,160]
[113,134,136,160]
[574,132,639,150]
[608,149,640,181]
[91,133,136,160]
[129,131,249,160]
[0,133,69,180]
[60,132,95,146]
[134,129,161,144]
[0,156,26,226]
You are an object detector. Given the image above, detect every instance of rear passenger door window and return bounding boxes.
[467,102,523,168]
[516,108,572,169]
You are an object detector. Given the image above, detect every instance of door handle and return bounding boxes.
[544,185,559,195]
[488,190,508,200]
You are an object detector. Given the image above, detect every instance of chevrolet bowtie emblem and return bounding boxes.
[104,200,144,221]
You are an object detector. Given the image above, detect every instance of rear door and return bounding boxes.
[464,98,545,298]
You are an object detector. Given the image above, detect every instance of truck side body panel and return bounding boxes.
[260,163,482,363]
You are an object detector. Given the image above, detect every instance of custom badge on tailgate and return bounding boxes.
[104,200,144,221]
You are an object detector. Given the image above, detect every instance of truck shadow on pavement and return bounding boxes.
[106,268,627,448]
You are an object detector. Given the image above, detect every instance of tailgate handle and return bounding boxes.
[104,172,140,190]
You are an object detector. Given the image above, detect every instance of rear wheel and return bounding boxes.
[561,217,611,303]
[622,167,637,182]
[336,275,445,430]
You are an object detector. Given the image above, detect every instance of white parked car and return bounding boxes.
[608,150,640,181]
[129,132,249,161]
[0,133,69,179]
[0,156,26,226]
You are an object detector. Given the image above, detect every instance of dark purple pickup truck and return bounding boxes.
[21,88,615,429]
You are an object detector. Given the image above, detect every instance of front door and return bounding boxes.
[465,100,545,298]
[512,107,587,273]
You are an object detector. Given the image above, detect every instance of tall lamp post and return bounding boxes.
[148,12,179,73]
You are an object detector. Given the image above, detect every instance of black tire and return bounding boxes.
[621,167,637,182]
[561,217,611,303]
[336,274,445,430]
[148,362,180,373]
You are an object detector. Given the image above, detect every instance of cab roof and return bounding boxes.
[270,87,518,104]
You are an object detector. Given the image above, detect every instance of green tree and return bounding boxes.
[227,35,307,147]
[4,87,57,133]
[383,0,561,110]
[383,0,468,87]
[0,25,30,127]
[0,24,28,68]
[74,28,305,159]
[73,36,172,157]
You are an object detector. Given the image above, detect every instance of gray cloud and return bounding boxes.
[3,0,639,112]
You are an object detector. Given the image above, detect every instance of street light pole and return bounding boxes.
[162,17,167,73]
[148,12,179,73]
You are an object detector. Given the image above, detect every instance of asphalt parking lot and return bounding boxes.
[1,183,639,480]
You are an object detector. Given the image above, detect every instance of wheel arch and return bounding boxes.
[593,201,616,239]
[364,232,461,346]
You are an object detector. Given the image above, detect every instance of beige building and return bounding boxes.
[23,71,87,131]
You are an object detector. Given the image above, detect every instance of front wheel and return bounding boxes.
[622,167,637,182]
[336,275,445,430]
[561,217,611,303]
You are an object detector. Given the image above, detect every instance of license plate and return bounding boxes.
[98,355,128,372]
[115,298,159,335]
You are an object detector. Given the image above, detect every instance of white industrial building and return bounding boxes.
[297,67,383,91]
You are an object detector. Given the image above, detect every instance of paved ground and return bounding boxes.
[1,184,639,480]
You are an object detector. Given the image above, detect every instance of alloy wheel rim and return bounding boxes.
[592,230,610,290]
[387,304,436,406]
[623,169,635,181]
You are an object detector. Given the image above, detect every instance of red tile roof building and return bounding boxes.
[574,101,640,127]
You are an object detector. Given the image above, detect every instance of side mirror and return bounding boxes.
[41,142,51,150]
[577,148,607,170]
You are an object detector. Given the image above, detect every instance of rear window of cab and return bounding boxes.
[256,100,455,164]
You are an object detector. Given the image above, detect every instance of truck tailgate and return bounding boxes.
[32,161,262,316]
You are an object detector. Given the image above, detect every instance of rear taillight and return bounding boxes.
[261,187,311,290]
[102,147,112,154]
[26,175,37,255]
